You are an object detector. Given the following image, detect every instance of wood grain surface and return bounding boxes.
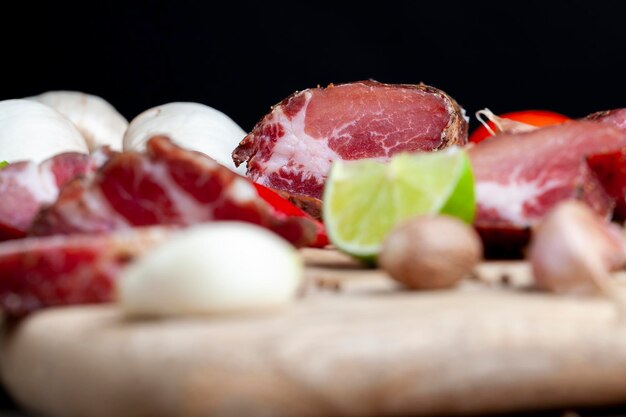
[2,248,626,417]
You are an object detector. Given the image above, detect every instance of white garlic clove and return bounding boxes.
[0,99,89,163]
[118,222,303,317]
[529,200,626,296]
[27,90,128,152]
[123,102,247,174]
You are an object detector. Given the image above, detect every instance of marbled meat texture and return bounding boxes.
[0,151,105,241]
[586,150,626,221]
[469,121,626,255]
[31,136,317,247]
[584,108,626,220]
[587,108,626,132]
[233,81,468,200]
[0,227,170,316]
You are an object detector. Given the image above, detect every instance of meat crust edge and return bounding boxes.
[232,80,469,169]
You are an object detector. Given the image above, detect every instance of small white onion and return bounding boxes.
[27,91,128,151]
[118,222,303,316]
[0,99,88,163]
[123,102,247,174]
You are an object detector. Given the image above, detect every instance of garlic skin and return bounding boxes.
[27,91,128,151]
[0,99,88,163]
[475,108,538,136]
[118,222,303,317]
[123,102,247,174]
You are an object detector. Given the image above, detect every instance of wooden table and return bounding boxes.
[3,249,626,417]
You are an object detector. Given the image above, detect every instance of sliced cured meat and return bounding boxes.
[0,227,170,316]
[274,189,323,221]
[31,136,318,247]
[585,109,626,220]
[587,108,626,132]
[252,183,327,247]
[469,121,626,256]
[0,152,105,241]
[586,150,626,221]
[233,80,468,200]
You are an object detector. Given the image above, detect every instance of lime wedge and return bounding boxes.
[322,148,475,259]
[0,161,7,169]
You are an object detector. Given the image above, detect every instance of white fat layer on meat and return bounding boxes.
[57,160,214,229]
[90,148,111,167]
[59,186,130,231]
[614,118,626,130]
[14,163,59,203]
[147,162,219,223]
[228,178,256,204]
[263,92,340,186]
[476,177,562,225]
[52,155,244,231]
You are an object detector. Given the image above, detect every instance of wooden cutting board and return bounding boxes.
[3,248,626,417]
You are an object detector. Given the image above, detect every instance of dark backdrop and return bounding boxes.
[2,1,625,133]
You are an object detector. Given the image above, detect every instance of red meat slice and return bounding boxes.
[584,109,626,220]
[0,227,170,316]
[469,121,626,256]
[586,150,626,221]
[587,108,626,132]
[0,152,103,241]
[252,183,328,247]
[233,80,468,200]
[31,136,317,247]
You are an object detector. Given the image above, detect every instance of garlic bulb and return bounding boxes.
[27,91,128,151]
[123,102,247,174]
[118,222,303,316]
[0,99,88,163]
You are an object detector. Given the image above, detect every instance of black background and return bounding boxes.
[1,1,625,134]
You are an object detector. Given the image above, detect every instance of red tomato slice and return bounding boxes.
[469,110,571,143]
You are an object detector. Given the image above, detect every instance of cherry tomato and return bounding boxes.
[469,110,571,143]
